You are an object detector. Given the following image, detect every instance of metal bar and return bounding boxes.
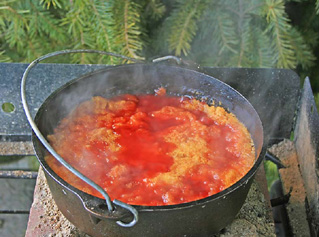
[265,152,286,169]
[0,210,29,214]
[270,193,291,207]
[0,170,37,179]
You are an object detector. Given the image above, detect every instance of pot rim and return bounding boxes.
[32,63,265,212]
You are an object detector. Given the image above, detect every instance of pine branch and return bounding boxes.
[60,1,86,39]
[264,0,297,68]
[0,0,317,71]
[236,0,248,67]
[0,1,70,62]
[215,12,239,55]
[113,0,144,61]
[189,0,239,66]
[166,0,205,56]
[59,0,99,63]
[29,2,65,41]
[191,0,275,68]
[89,0,115,64]
[145,0,166,20]
[248,23,273,68]
[0,5,29,23]
[233,0,273,67]
[0,50,11,62]
[40,0,62,9]
[0,1,29,55]
[4,16,27,50]
[289,27,316,69]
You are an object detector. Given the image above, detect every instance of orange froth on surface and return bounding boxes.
[46,91,255,205]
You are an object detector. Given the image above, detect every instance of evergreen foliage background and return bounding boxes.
[0,0,318,97]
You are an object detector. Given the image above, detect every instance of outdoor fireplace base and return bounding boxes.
[25,167,275,236]
[1,63,318,236]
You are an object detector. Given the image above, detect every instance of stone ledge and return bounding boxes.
[26,167,275,236]
[0,141,34,156]
[269,139,311,236]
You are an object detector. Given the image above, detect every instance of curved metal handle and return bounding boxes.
[114,200,139,227]
[81,195,138,227]
[21,49,140,227]
[152,55,182,64]
[152,55,201,71]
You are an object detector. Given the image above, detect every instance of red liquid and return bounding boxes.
[46,92,255,205]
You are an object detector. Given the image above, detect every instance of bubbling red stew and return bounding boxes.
[45,88,255,206]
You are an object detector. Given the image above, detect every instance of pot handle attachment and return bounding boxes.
[151,55,201,71]
[21,49,142,227]
[82,197,139,227]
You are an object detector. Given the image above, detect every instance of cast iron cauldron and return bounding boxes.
[23,52,264,236]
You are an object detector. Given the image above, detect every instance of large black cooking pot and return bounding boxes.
[24,58,264,236]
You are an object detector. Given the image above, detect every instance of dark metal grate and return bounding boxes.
[0,166,37,215]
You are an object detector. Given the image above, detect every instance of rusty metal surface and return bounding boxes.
[294,77,319,236]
